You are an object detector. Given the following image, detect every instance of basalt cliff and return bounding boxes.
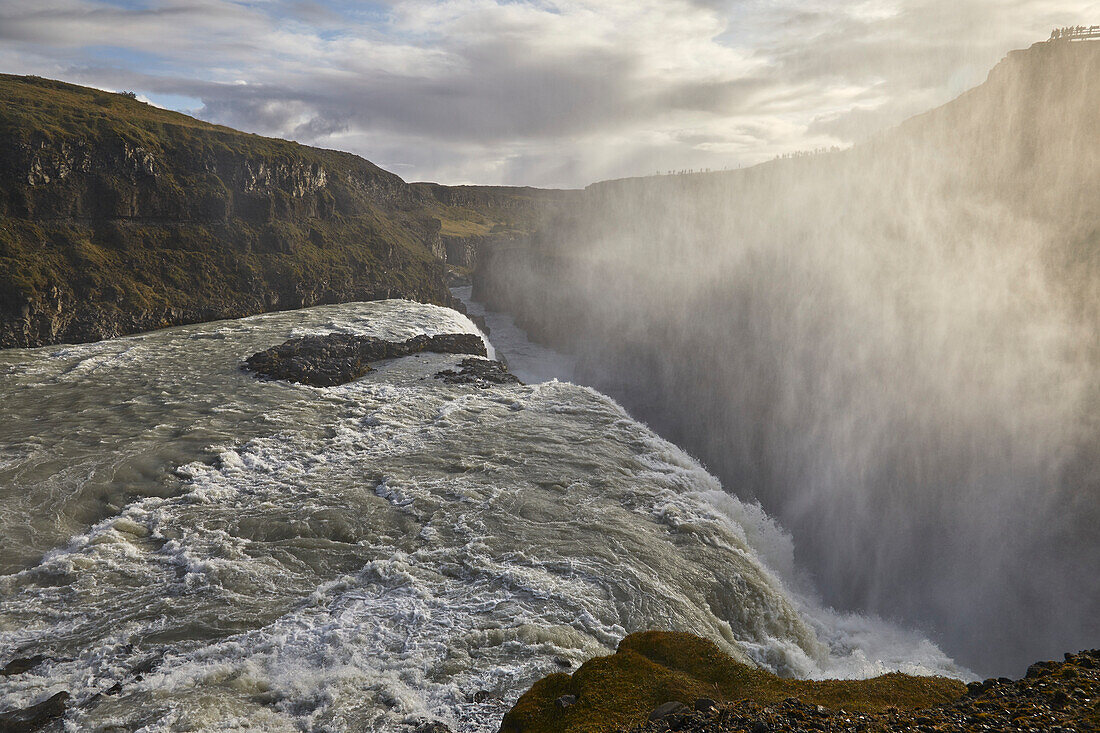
[0,74,575,348]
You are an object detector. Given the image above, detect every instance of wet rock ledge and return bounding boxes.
[244,332,488,387]
[435,357,520,387]
[500,631,1100,733]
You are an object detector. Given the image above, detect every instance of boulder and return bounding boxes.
[1,655,45,676]
[649,701,687,721]
[0,691,69,731]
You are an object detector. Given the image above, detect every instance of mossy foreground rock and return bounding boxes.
[500,632,966,733]
[616,650,1100,733]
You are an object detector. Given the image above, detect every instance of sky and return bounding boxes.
[1,0,1097,188]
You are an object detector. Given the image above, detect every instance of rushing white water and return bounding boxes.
[0,301,966,732]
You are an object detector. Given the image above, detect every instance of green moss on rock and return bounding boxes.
[500,632,966,733]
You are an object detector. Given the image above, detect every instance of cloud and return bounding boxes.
[1,0,1098,186]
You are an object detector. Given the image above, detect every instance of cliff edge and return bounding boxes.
[0,74,571,348]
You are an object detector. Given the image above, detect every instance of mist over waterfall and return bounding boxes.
[475,40,1100,676]
[0,301,973,730]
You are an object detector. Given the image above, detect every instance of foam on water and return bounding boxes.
[0,300,967,732]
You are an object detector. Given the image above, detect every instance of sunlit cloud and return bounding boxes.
[1,0,1097,186]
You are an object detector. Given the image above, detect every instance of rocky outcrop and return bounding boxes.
[500,632,966,733]
[434,357,521,386]
[500,631,1100,733]
[443,234,481,268]
[412,183,577,212]
[441,232,531,269]
[617,648,1100,733]
[243,331,487,386]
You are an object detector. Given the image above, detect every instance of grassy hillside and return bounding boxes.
[0,74,568,347]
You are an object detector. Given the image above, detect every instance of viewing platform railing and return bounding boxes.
[1049,25,1100,41]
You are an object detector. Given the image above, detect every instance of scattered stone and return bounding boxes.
[693,698,717,713]
[556,695,578,709]
[244,332,487,387]
[649,701,687,721]
[434,357,521,386]
[1,655,45,676]
[0,690,69,732]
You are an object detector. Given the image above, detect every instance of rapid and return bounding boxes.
[0,299,965,732]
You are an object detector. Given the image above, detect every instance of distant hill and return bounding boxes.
[0,74,574,347]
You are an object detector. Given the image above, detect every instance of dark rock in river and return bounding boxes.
[434,357,521,387]
[244,332,487,387]
[1,654,45,676]
[413,722,452,733]
[0,691,69,732]
[128,652,163,680]
[469,689,494,703]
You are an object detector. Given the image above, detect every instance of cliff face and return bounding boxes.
[411,183,580,271]
[0,74,568,348]
[472,40,1100,675]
